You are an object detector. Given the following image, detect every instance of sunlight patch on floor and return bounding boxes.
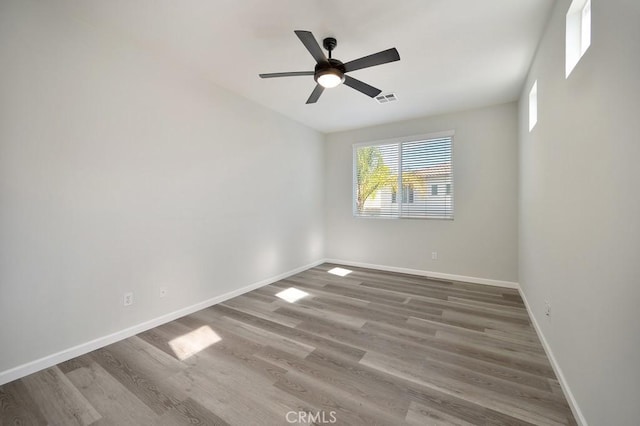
[168,325,221,360]
[327,267,352,277]
[276,287,309,303]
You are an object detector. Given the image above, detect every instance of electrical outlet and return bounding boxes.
[431,251,438,260]
[544,301,551,317]
[124,292,134,306]
[159,287,167,298]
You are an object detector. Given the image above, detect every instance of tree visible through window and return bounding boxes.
[355,146,393,213]
[353,132,454,219]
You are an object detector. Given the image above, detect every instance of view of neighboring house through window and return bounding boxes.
[353,132,454,219]
[392,184,414,204]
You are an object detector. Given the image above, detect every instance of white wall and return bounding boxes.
[0,0,324,375]
[325,103,519,283]
[518,1,640,424]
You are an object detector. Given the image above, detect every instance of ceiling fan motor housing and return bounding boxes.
[314,59,345,86]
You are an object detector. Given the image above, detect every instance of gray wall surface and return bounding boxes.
[325,103,519,283]
[518,1,640,424]
[0,0,324,373]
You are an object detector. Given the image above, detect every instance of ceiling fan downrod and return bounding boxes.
[323,37,337,59]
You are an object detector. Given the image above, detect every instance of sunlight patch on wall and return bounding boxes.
[276,287,309,303]
[168,326,221,360]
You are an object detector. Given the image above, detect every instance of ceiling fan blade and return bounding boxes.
[294,30,327,63]
[259,71,314,78]
[306,84,325,104]
[343,48,400,73]
[344,75,382,98]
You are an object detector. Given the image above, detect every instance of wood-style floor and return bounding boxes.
[0,264,576,425]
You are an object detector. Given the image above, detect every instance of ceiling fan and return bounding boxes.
[259,30,400,104]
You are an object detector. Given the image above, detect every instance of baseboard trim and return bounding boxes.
[518,288,588,426]
[0,259,324,386]
[324,258,519,289]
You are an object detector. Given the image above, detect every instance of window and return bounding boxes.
[529,80,538,131]
[391,184,414,204]
[405,184,414,203]
[353,131,454,219]
[566,0,591,77]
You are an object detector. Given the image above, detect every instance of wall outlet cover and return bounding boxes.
[124,292,134,306]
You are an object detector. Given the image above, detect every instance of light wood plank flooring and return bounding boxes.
[0,264,577,425]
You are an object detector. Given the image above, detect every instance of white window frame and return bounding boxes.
[566,0,591,77]
[352,130,454,220]
[529,80,538,132]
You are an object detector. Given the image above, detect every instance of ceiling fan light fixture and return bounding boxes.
[315,68,344,88]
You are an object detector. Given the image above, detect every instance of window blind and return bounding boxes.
[353,133,453,219]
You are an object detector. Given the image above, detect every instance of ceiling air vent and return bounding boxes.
[375,93,398,104]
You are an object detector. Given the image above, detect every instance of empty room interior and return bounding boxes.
[1,1,639,425]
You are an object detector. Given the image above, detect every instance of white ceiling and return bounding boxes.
[56,0,555,133]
